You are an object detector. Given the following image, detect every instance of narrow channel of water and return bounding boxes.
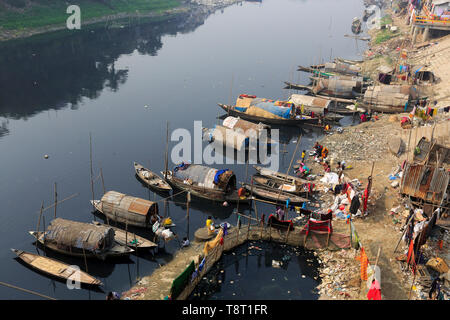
[189,241,321,300]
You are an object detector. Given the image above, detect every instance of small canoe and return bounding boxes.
[11,248,102,286]
[254,165,306,185]
[134,162,172,192]
[242,183,308,204]
[91,221,157,250]
[29,231,134,260]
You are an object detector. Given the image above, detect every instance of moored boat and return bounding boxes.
[161,163,252,204]
[91,191,159,228]
[134,162,172,192]
[11,248,102,286]
[91,221,157,250]
[242,182,308,205]
[218,94,319,127]
[29,218,134,260]
[252,174,320,194]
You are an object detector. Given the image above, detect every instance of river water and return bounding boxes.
[0,0,367,299]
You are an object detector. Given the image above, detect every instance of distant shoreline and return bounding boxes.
[0,1,245,43]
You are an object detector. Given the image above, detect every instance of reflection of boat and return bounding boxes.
[134,162,172,192]
[12,248,102,286]
[29,218,134,260]
[242,183,308,205]
[91,191,159,228]
[91,221,157,250]
[352,17,362,34]
[162,163,252,204]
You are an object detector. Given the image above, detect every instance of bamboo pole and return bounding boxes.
[284,224,291,243]
[186,192,191,240]
[82,247,88,273]
[100,167,106,195]
[37,193,78,214]
[125,219,128,247]
[164,122,169,180]
[42,215,46,251]
[326,220,331,248]
[36,201,44,245]
[0,281,56,300]
[89,133,95,214]
[275,135,302,219]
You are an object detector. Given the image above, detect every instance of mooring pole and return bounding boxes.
[164,122,169,180]
[36,201,44,250]
[54,182,57,219]
[186,192,191,240]
[89,133,95,214]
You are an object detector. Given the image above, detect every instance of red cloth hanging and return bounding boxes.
[367,280,381,300]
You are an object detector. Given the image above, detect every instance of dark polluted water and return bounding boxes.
[189,241,321,300]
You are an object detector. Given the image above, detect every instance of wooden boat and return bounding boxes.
[254,165,308,184]
[91,191,159,228]
[297,66,336,78]
[29,218,134,260]
[29,230,133,259]
[334,57,363,65]
[161,164,253,204]
[252,175,315,195]
[242,183,308,205]
[91,221,157,250]
[218,104,318,127]
[284,80,360,99]
[134,162,172,192]
[11,248,102,286]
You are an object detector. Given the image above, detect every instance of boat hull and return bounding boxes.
[29,231,133,260]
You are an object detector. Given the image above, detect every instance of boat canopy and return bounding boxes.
[222,116,268,133]
[100,191,158,227]
[44,218,115,252]
[210,125,249,151]
[235,95,293,119]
